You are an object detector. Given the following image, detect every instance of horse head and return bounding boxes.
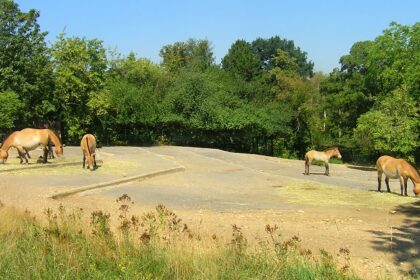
[333,147,342,159]
[0,149,8,163]
[413,182,420,196]
[55,145,64,157]
[87,153,95,170]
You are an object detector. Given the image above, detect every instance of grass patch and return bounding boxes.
[277,182,416,209]
[0,197,359,280]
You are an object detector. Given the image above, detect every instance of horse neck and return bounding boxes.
[0,134,14,151]
[407,164,420,183]
[48,130,61,146]
[324,150,335,159]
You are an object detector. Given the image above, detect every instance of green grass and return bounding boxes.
[0,199,359,280]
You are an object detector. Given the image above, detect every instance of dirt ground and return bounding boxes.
[0,145,419,279]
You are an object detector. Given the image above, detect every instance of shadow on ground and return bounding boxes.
[347,165,377,172]
[368,200,420,275]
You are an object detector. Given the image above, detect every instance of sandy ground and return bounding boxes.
[0,145,419,279]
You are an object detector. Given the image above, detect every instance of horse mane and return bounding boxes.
[323,147,338,152]
[47,129,62,145]
[405,159,420,177]
[0,131,17,149]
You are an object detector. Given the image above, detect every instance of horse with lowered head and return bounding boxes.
[0,128,63,164]
[376,155,420,196]
[304,147,342,176]
[81,134,97,170]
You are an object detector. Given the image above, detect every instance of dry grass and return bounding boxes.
[276,182,416,210]
[0,198,359,280]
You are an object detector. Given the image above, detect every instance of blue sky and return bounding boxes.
[16,1,420,73]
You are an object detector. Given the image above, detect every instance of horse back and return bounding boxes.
[376,155,405,179]
[305,150,328,162]
[81,134,96,154]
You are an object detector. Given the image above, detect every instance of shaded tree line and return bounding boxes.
[0,1,418,163]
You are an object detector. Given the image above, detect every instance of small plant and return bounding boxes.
[231,224,247,252]
[90,210,112,238]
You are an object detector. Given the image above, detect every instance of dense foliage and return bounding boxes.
[0,1,418,162]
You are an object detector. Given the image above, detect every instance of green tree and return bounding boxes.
[160,39,214,72]
[0,91,23,134]
[321,22,420,159]
[0,0,54,125]
[222,40,261,81]
[251,36,314,77]
[52,34,107,143]
[354,88,419,160]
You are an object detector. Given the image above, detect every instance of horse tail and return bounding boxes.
[86,135,91,157]
[304,152,310,163]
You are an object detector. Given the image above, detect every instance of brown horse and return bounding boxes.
[0,128,63,164]
[376,155,420,196]
[81,134,97,170]
[21,128,63,159]
[304,147,342,176]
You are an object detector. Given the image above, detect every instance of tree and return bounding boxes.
[0,0,54,125]
[160,39,214,72]
[52,33,107,143]
[0,91,23,134]
[321,22,420,157]
[222,40,261,81]
[354,88,419,160]
[251,36,314,77]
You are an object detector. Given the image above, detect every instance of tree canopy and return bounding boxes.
[0,1,418,163]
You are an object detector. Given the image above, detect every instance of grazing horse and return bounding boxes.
[20,128,63,160]
[376,155,420,196]
[304,147,342,176]
[0,128,63,164]
[81,134,97,170]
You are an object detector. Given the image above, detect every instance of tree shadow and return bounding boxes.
[366,189,414,198]
[347,165,377,172]
[367,200,420,275]
[302,172,327,176]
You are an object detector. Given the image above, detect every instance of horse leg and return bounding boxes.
[377,171,382,192]
[48,141,55,159]
[93,154,97,168]
[404,177,408,196]
[305,159,311,175]
[17,150,24,164]
[17,147,28,164]
[42,147,48,163]
[385,177,391,192]
[399,177,404,196]
[324,162,329,176]
[25,149,31,159]
[83,154,86,169]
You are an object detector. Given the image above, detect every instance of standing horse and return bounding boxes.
[304,147,342,176]
[376,155,420,196]
[0,128,63,164]
[81,134,97,170]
